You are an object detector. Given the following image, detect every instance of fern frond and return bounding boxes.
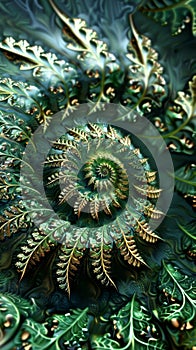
[68,127,89,141]
[0,77,36,101]
[0,143,25,171]
[116,219,146,267]
[87,123,105,138]
[16,228,55,279]
[49,0,108,60]
[0,204,31,239]
[49,0,121,112]
[57,238,84,296]
[106,125,121,140]
[74,197,88,218]
[110,194,121,208]
[0,111,32,143]
[58,183,78,204]
[144,204,164,219]
[90,246,115,288]
[119,135,131,147]
[90,227,116,287]
[0,173,20,201]
[0,77,54,129]
[44,154,69,167]
[146,171,157,183]
[123,16,167,113]
[0,37,78,82]
[115,188,127,200]
[0,37,79,118]
[146,186,163,198]
[89,199,100,220]
[117,234,146,267]
[47,171,77,186]
[136,220,159,243]
[52,138,77,150]
[134,184,162,198]
[100,197,113,216]
[140,0,196,36]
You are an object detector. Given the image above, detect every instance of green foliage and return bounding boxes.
[155,261,196,349]
[153,75,196,154]
[175,163,196,195]
[140,0,196,36]
[123,16,167,114]
[0,111,32,142]
[178,221,196,258]
[91,295,168,349]
[0,293,88,350]
[15,308,89,350]
[0,293,39,348]
[158,261,196,322]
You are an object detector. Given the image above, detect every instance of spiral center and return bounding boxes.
[97,165,110,178]
[43,123,156,228]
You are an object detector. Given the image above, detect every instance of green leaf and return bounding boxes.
[15,308,88,350]
[0,293,39,347]
[0,294,20,347]
[91,295,168,349]
[49,308,89,346]
[0,292,88,350]
[158,261,196,322]
[178,221,196,257]
[178,220,196,241]
[91,333,121,349]
[175,163,196,195]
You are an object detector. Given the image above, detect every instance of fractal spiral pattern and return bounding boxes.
[0,0,195,349]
